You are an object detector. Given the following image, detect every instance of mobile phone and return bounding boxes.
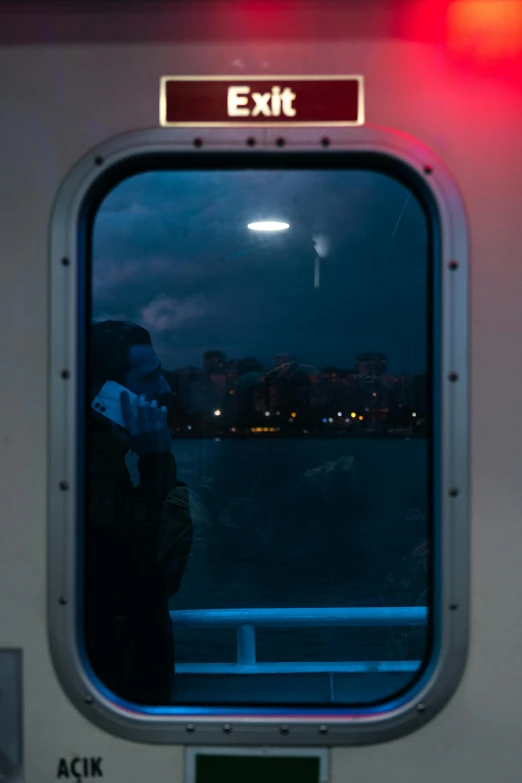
[91,380,139,431]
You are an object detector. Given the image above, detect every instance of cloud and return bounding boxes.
[92,259,143,296]
[140,294,205,333]
[90,168,429,374]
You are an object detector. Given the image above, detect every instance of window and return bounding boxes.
[50,131,468,743]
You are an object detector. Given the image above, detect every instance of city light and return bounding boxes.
[248,221,290,231]
[164,348,427,437]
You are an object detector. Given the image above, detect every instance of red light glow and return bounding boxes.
[448,1,522,58]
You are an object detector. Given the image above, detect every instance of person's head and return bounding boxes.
[90,320,171,403]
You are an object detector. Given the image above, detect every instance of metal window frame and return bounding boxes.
[48,125,469,745]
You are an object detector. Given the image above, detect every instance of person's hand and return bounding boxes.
[119,391,172,456]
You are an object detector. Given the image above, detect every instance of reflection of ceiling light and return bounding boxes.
[312,233,330,258]
[248,221,290,231]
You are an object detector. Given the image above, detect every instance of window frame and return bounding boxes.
[49,125,469,745]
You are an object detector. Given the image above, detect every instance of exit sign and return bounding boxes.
[160,75,364,127]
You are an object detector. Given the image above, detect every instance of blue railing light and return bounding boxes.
[175,661,422,675]
[170,606,427,674]
[171,606,427,629]
[237,624,257,665]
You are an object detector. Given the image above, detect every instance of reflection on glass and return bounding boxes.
[86,167,431,707]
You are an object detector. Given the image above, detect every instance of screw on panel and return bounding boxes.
[449,487,459,497]
[58,596,68,606]
[59,481,69,491]
[416,703,426,713]
[222,723,232,733]
[193,138,203,148]
[61,370,71,379]
[423,165,433,175]
[186,724,195,733]
[94,156,104,166]
[448,372,459,382]
[247,137,257,147]
[450,602,459,611]
[321,137,331,147]
[61,257,70,267]
[276,137,286,147]
[448,260,459,270]
[319,724,328,734]
[280,725,290,735]
[85,696,94,705]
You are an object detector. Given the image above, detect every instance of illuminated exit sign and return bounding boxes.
[160,75,364,127]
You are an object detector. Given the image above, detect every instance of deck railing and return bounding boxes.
[170,606,427,675]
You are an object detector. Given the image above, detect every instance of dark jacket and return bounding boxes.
[85,421,192,704]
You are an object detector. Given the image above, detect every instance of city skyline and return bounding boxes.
[164,348,412,377]
[160,347,427,437]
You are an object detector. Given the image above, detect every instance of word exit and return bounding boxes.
[227,86,296,117]
[160,76,364,127]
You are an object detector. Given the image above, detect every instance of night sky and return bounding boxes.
[92,168,429,375]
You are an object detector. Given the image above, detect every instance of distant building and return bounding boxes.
[253,378,267,413]
[238,357,264,376]
[267,379,282,413]
[274,353,291,368]
[226,360,239,382]
[384,373,409,406]
[322,366,341,379]
[356,352,387,376]
[411,374,427,414]
[177,366,210,414]
[204,350,226,375]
